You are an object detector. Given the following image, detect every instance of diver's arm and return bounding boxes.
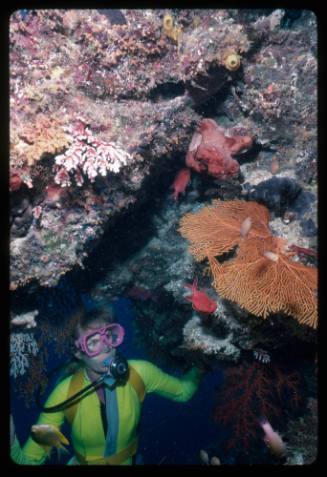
[10,415,38,464]
[11,434,47,465]
[10,414,42,464]
[10,377,71,465]
[129,360,203,402]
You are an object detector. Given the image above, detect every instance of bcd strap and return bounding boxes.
[64,370,84,425]
[64,366,145,426]
[128,366,145,403]
[74,436,139,465]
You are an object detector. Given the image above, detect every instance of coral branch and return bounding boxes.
[10,332,39,378]
[53,119,132,186]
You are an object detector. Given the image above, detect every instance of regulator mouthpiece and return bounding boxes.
[102,357,111,368]
[102,354,129,382]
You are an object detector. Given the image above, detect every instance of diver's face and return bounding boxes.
[74,320,117,374]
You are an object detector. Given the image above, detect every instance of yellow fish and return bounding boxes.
[31,424,69,459]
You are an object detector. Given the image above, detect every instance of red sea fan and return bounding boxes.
[213,361,301,450]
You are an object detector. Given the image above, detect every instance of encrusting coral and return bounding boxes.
[10,113,71,190]
[179,200,317,328]
[13,114,72,167]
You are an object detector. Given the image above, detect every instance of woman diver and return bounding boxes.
[10,306,204,465]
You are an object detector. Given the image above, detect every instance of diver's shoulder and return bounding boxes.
[128,358,151,368]
[128,359,158,375]
[53,371,82,392]
[44,373,77,405]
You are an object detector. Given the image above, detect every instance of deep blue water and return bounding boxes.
[11,296,225,465]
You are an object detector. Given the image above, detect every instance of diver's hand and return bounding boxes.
[10,414,16,446]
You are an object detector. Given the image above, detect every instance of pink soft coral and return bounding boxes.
[185,118,253,179]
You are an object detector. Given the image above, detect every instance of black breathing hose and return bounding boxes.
[36,354,129,413]
[40,374,106,413]
[35,357,106,413]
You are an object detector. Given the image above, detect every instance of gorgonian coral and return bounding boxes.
[214,360,301,450]
[179,199,317,328]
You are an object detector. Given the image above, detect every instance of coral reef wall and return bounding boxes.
[10,9,318,463]
[10,9,317,292]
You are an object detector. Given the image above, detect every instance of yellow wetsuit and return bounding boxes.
[11,359,202,465]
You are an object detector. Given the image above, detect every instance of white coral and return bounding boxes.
[10,332,39,378]
[54,121,131,186]
[182,315,240,361]
[11,310,38,329]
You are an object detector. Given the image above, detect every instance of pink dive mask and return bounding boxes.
[75,323,125,357]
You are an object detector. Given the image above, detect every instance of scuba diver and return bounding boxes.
[10,306,205,465]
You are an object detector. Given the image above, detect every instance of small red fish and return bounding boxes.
[171,168,191,201]
[288,244,317,258]
[184,277,217,313]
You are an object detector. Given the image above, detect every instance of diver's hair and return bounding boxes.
[74,306,114,339]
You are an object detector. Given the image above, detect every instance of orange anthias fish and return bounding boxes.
[184,277,217,313]
[31,424,69,459]
[171,168,191,201]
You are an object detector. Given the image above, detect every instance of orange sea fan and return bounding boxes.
[179,200,318,329]
[208,236,317,328]
[178,199,271,262]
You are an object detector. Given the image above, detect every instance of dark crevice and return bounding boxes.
[148,81,186,102]
[192,81,236,118]
[10,153,183,314]
[236,142,263,165]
